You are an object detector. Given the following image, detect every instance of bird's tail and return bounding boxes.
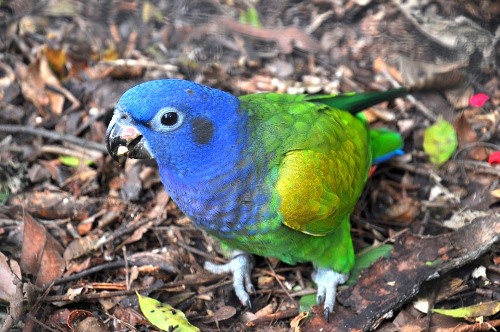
[309,88,408,114]
[368,128,404,164]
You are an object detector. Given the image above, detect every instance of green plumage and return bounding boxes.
[213,90,404,274]
[106,79,405,314]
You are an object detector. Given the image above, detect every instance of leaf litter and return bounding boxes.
[0,0,499,331]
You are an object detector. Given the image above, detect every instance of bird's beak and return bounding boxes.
[105,110,153,161]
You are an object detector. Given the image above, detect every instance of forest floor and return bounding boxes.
[0,0,499,331]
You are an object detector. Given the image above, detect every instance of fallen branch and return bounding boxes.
[302,214,500,331]
[0,124,107,153]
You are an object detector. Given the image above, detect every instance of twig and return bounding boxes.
[26,314,59,332]
[177,240,227,264]
[41,144,102,161]
[454,141,499,160]
[0,124,107,153]
[265,259,296,305]
[306,10,334,34]
[99,59,178,72]
[453,160,500,176]
[216,16,321,54]
[381,70,437,121]
[245,308,300,326]
[394,161,459,203]
[54,260,130,285]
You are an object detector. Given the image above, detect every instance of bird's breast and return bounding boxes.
[159,153,280,239]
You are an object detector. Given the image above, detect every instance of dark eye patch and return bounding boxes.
[191,117,214,145]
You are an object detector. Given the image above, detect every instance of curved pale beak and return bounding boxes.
[105,110,153,161]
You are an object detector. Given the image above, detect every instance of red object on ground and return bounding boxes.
[469,93,490,107]
[488,151,500,165]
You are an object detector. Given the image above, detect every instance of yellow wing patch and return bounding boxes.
[275,144,368,236]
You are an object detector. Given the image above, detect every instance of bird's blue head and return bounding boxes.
[106,79,246,182]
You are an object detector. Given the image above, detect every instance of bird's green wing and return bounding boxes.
[240,93,371,236]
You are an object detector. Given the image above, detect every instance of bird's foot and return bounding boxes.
[204,250,255,307]
[312,267,348,319]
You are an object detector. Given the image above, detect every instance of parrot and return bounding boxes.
[105,79,405,317]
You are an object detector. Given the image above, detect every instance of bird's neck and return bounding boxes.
[156,111,260,230]
[158,143,264,235]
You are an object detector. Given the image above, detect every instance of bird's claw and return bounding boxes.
[312,267,348,319]
[204,251,255,307]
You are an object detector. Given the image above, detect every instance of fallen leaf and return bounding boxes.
[423,118,458,165]
[203,306,237,323]
[239,6,262,27]
[63,234,100,261]
[382,196,420,224]
[400,57,467,91]
[16,51,79,115]
[290,311,309,331]
[0,252,21,302]
[137,292,200,332]
[433,300,500,318]
[45,47,67,77]
[454,113,488,160]
[21,212,65,287]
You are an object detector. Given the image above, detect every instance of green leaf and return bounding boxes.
[299,294,317,313]
[58,155,94,167]
[423,118,458,165]
[0,185,9,204]
[238,6,262,27]
[346,244,393,286]
[433,300,500,318]
[137,292,200,332]
[425,258,443,266]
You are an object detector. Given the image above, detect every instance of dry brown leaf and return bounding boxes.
[146,189,170,219]
[122,220,153,245]
[45,47,67,77]
[63,234,100,261]
[76,220,94,236]
[37,236,66,287]
[112,307,145,330]
[21,212,65,287]
[395,312,463,332]
[205,306,237,323]
[72,316,109,332]
[0,252,21,302]
[16,52,69,115]
[290,311,309,331]
[382,197,420,224]
[64,257,92,277]
[454,113,489,160]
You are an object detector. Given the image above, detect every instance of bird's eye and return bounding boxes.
[156,109,184,131]
[161,112,179,126]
